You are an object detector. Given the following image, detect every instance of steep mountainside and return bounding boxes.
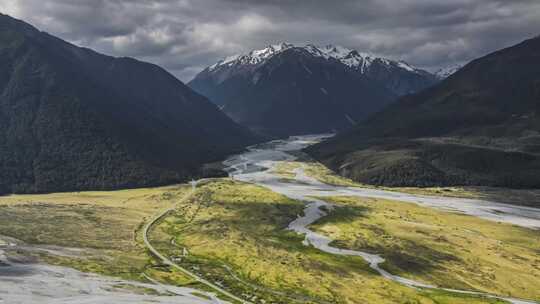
[189,43,437,137]
[307,36,540,188]
[0,14,257,194]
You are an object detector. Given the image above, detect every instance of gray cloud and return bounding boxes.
[2,0,540,81]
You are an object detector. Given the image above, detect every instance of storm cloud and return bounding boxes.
[2,0,539,81]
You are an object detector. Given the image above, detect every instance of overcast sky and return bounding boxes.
[2,0,540,81]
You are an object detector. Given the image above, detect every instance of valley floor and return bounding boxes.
[1,135,539,304]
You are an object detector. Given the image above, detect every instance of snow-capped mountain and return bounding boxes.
[305,44,422,74]
[205,43,436,89]
[305,44,439,96]
[209,43,422,73]
[209,43,294,71]
[189,43,438,137]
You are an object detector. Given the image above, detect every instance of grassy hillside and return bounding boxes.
[308,138,540,188]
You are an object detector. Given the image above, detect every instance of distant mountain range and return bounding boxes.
[0,14,258,194]
[4,11,533,192]
[189,43,439,137]
[307,36,540,188]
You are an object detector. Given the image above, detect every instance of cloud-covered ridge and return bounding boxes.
[2,0,539,81]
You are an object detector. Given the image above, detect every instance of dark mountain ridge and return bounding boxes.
[0,13,257,194]
[307,36,540,188]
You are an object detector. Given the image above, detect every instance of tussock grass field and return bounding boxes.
[311,195,540,301]
[150,179,509,304]
[0,186,199,286]
[0,173,536,303]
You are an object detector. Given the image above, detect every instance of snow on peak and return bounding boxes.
[208,42,293,71]
[208,43,424,75]
[434,64,463,79]
[305,44,422,74]
[249,43,293,62]
[396,61,416,72]
[304,44,378,72]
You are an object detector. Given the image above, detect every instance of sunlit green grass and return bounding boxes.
[0,176,534,303]
[150,179,512,304]
[311,195,540,301]
[0,186,196,284]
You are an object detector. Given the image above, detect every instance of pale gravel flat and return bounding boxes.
[0,238,225,304]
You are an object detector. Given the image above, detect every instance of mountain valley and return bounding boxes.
[1,5,540,304]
